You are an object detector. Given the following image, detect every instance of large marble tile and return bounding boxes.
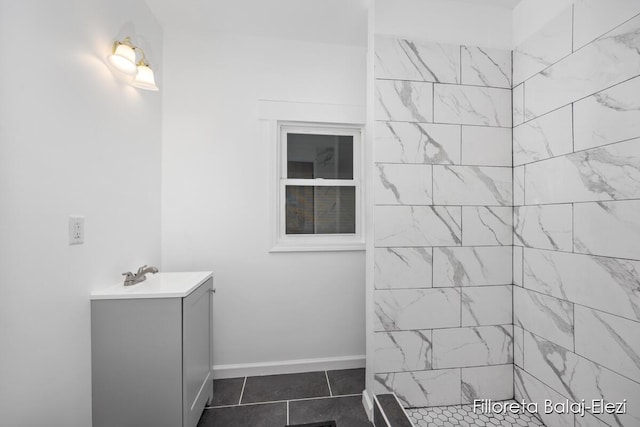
[461,126,511,167]
[374,330,432,373]
[573,0,640,50]
[525,138,640,204]
[461,206,512,246]
[432,325,513,368]
[374,35,460,83]
[575,305,640,382]
[374,205,462,247]
[574,75,640,151]
[375,288,460,331]
[374,247,432,289]
[513,325,524,368]
[513,105,573,166]
[326,369,365,396]
[375,121,461,164]
[433,246,512,287]
[514,287,574,350]
[461,46,511,88]
[513,246,523,287]
[514,367,574,427]
[525,14,640,119]
[461,364,513,403]
[524,332,640,427]
[524,248,640,322]
[513,83,524,126]
[375,79,433,122]
[199,403,287,427]
[374,369,461,407]
[433,84,512,127]
[513,6,573,86]
[461,285,512,326]
[375,163,433,205]
[241,371,329,403]
[514,165,525,206]
[433,165,512,206]
[513,204,573,251]
[574,200,640,260]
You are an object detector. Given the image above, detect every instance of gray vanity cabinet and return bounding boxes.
[91,275,213,427]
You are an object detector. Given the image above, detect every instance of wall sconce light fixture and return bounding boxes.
[108,37,158,91]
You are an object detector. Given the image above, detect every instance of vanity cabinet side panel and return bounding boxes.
[183,278,214,427]
[91,298,183,427]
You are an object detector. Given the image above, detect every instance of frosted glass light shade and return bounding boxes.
[108,43,137,75]
[131,64,159,91]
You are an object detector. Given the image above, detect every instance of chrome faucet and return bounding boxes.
[122,265,159,286]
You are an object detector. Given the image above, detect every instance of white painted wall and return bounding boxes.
[375,0,513,49]
[512,0,574,46]
[161,31,367,372]
[0,1,162,425]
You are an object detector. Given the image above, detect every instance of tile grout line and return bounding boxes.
[325,370,333,397]
[238,376,247,405]
[208,393,365,410]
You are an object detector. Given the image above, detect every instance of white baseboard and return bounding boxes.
[212,354,366,379]
[362,390,374,422]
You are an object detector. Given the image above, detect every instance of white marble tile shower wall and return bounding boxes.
[373,34,513,408]
[512,3,640,426]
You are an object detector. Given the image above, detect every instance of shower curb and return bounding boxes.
[373,393,413,427]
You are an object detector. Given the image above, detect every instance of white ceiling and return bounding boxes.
[145,0,524,46]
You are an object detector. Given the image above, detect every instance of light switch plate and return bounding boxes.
[69,216,84,245]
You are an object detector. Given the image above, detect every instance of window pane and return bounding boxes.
[287,133,353,179]
[285,186,356,234]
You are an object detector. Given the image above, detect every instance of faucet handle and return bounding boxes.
[122,272,134,278]
[136,265,147,275]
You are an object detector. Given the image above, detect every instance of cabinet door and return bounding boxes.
[183,278,213,427]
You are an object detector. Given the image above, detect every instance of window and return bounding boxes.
[272,122,364,252]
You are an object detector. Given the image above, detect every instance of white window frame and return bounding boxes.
[270,121,364,252]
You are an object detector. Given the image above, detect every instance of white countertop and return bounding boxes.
[91,271,213,300]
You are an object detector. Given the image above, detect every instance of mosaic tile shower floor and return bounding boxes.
[407,400,545,427]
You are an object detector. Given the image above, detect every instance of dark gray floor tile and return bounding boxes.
[211,377,245,407]
[289,395,373,427]
[327,368,365,396]
[241,371,330,404]
[197,402,287,427]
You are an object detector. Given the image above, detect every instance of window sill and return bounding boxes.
[269,242,365,253]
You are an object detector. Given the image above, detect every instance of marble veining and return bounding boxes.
[524,332,640,427]
[573,200,640,260]
[514,287,574,350]
[514,367,575,427]
[512,6,573,86]
[574,75,640,151]
[433,246,512,287]
[513,83,525,126]
[434,84,512,127]
[461,364,513,404]
[575,305,640,382]
[513,105,573,166]
[461,206,512,246]
[375,205,462,247]
[573,0,640,50]
[513,204,573,251]
[375,35,460,83]
[374,247,433,289]
[525,13,640,119]
[375,163,433,205]
[432,325,513,369]
[461,285,512,327]
[374,288,460,331]
[524,248,640,322]
[513,246,524,287]
[374,369,461,407]
[461,46,511,89]
[375,79,433,122]
[374,330,432,373]
[434,165,512,206]
[375,121,460,164]
[525,138,640,204]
